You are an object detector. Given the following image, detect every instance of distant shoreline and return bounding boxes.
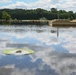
[0,20,49,25]
[0,19,76,26]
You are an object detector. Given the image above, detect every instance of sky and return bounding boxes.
[0,0,76,12]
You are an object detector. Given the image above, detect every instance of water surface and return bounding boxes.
[0,25,76,75]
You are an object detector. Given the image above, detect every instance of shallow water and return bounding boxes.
[0,25,76,75]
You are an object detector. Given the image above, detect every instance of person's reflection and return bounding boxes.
[57,27,59,37]
[51,27,59,37]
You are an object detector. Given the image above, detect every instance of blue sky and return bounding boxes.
[0,0,76,12]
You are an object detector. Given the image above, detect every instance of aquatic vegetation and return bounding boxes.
[3,48,34,55]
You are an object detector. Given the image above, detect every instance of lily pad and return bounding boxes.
[3,48,34,55]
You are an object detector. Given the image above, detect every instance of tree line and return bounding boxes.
[0,8,76,20]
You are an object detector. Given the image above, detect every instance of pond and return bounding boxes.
[0,25,76,75]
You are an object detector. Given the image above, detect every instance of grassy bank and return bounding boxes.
[49,19,76,27]
[0,20,49,25]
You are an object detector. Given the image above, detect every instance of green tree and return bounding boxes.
[2,11,11,21]
[0,8,75,20]
[51,8,57,13]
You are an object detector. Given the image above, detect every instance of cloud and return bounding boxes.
[0,0,50,9]
[30,47,76,75]
[1,1,27,9]
[0,0,11,3]
[55,0,76,11]
[2,26,59,46]
[63,36,76,53]
[0,65,36,75]
[0,0,76,12]
[0,26,76,54]
[0,46,76,75]
[59,28,76,53]
[0,47,76,75]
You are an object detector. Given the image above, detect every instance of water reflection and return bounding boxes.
[0,49,76,75]
[0,25,76,75]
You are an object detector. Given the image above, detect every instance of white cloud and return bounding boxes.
[58,28,76,53]
[0,46,76,75]
[0,26,76,54]
[30,47,76,75]
[0,0,76,12]
[55,0,76,11]
[0,0,11,3]
[0,47,76,75]
[0,65,36,75]
[2,26,60,45]
[1,1,28,9]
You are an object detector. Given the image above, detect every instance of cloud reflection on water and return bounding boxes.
[0,26,76,75]
[0,49,76,75]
